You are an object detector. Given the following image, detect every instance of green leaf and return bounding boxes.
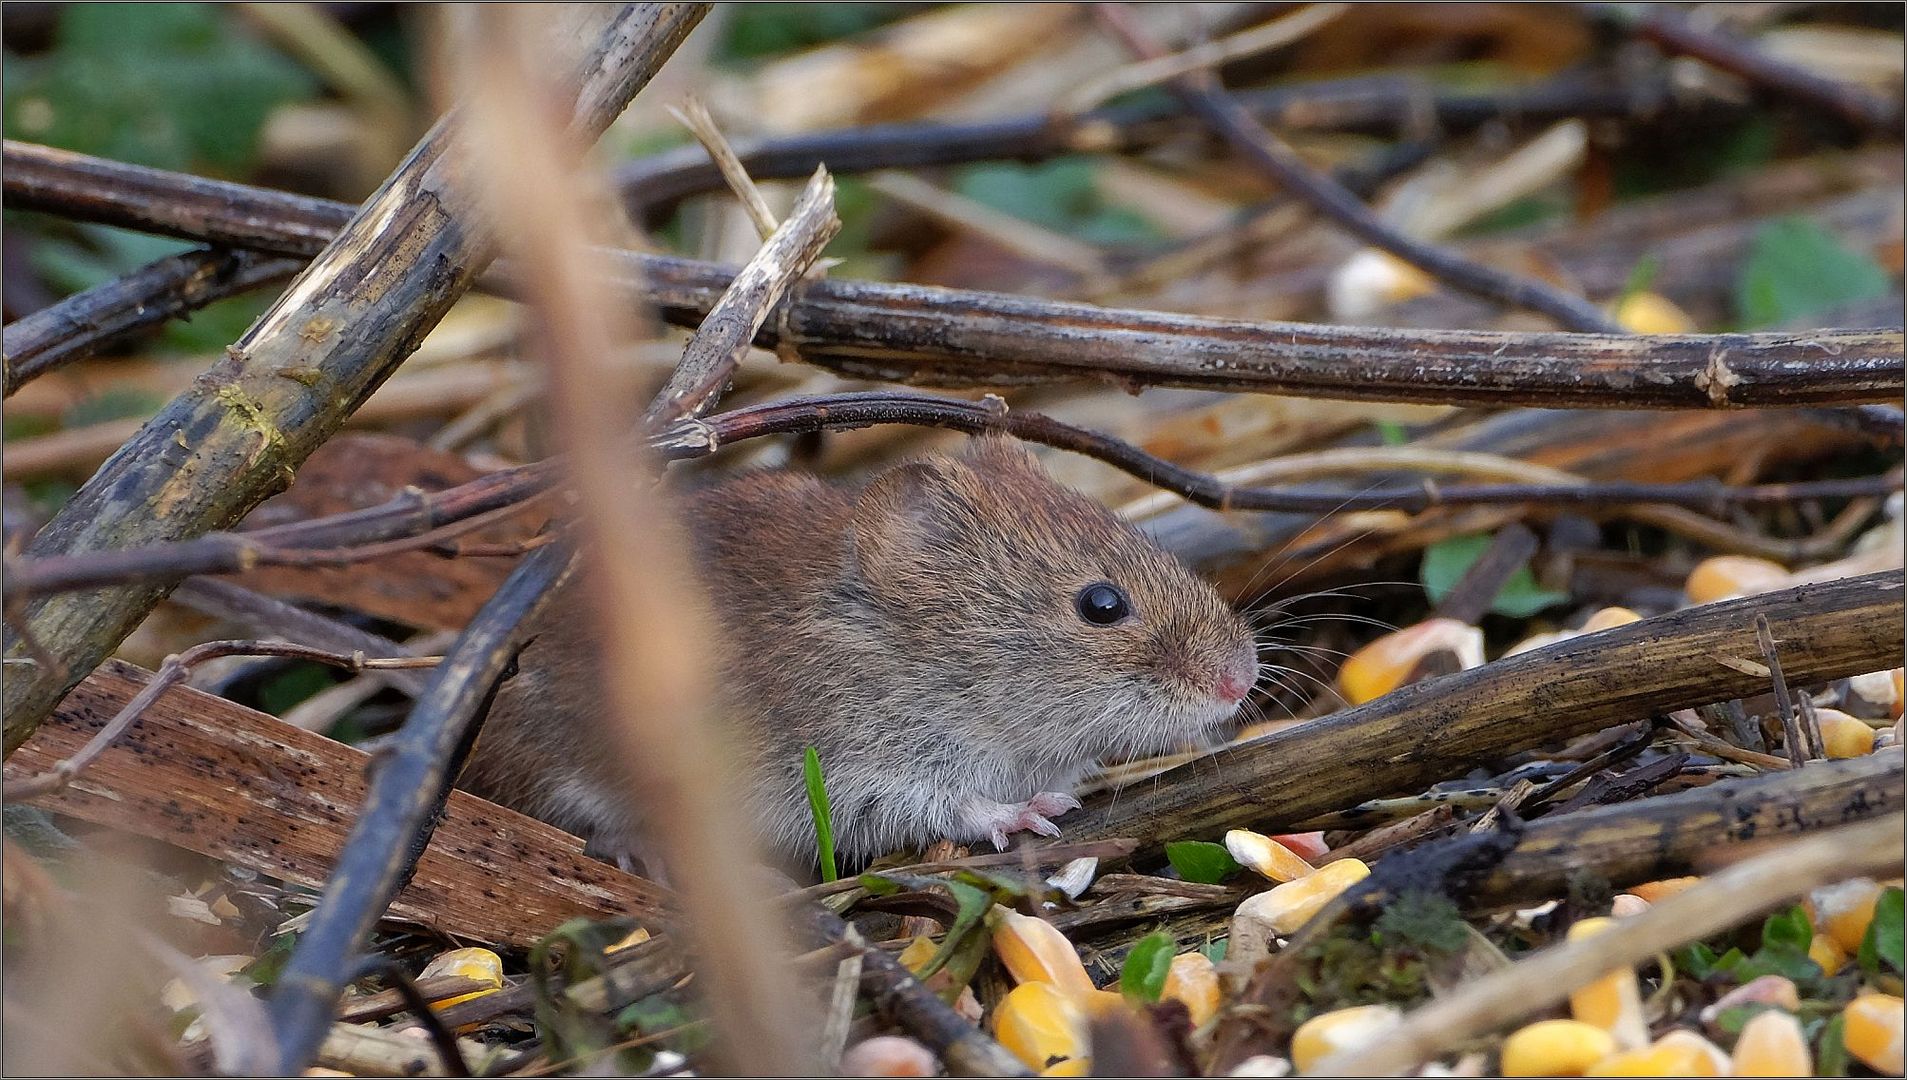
[914,880,989,982]
[1764,905,1814,953]
[1816,1012,1849,1077]
[4,4,317,174]
[1675,941,1720,979]
[1119,932,1176,1003]
[1419,534,1568,618]
[255,663,336,717]
[1201,938,1228,964]
[1375,420,1409,447]
[1164,841,1240,885]
[1736,217,1891,330]
[1860,886,1905,974]
[803,746,837,883]
[1373,891,1469,954]
[955,158,1163,247]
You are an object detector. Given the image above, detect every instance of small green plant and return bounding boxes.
[1420,533,1568,618]
[1120,932,1176,1003]
[803,746,838,883]
[1164,840,1240,884]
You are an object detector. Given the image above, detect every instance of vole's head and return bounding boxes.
[849,437,1258,762]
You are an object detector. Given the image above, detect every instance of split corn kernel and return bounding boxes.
[1581,607,1642,633]
[1812,877,1886,953]
[1499,1019,1617,1076]
[1627,877,1700,904]
[605,926,651,953]
[1808,934,1847,974]
[1684,555,1789,604]
[839,1035,937,1077]
[1327,249,1437,320]
[1161,951,1220,1028]
[1566,918,1649,1050]
[993,981,1088,1073]
[1730,1009,1811,1077]
[418,947,503,1009]
[1253,858,1371,936]
[1612,292,1695,335]
[1337,618,1484,705]
[1849,669,1904,717]
[991,907,1096,1001]
[1227,828,1317,883]
[1585,1030,1729,1076]
[1289,1004,1402,1073]
[1816,708,1878,758]
[1703,975,1799,1021]
[1609,894,1650,918]
[1272,832,1331,862]
[1843,992,1905,1076]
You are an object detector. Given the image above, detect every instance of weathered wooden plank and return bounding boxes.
[4,660,666,947]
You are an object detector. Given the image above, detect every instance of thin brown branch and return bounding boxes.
[2,247,301,397]
[1757,612,1810,768]
[1092,2,1625,334]
[1603,3,1904,132]
[7,140,1898,409]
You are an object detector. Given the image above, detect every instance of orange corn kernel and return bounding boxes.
[1160,952,1219,1028]
[1586,1030,1729,1076]
[1499,1019,1618,1076]
[1627,877,1700,903]
[994,981,1089,1073]
[1844,993,1904,1076]
[1290,1004,1402,1073]
[1337,618,1483,705]
[991,908,1096,1000]
[1581,606,1643,633]
[1226,828,1317,883]
[1730,1009,1811,1077]
[1566,918,1648,1050]
[1812,878,1885,953]
[1245,858,1371,936]
[1612,292,1694,335]
[1816,708,1878,758]
[1684,556,1789,604]
[1808,934,1847,974]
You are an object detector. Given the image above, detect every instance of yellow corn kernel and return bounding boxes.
[1290,1004,1402,1073]
[1566,918,1648,1050]
[1731,1009,1811,1077]
[605,926,651,953]
[1896,669,1905,719]
[1812,878,1885,953]
[839,1035,937,1077]
[898,935,937,974]
[1161,952,1220,1028]
[1328,249,1437,320]
[1255,858,1371,936]
[1038,1059,1092,1077]
[991,908,1096,1001]
[1500,1019,1618,1076]
[1816,708,1878,758]
[418,947,503,1009]
[993,982,1088,1073]
[1611,292,1695,335]
[1227,828,1317,883]
[1626,877,1700,904]
[1581,607,1643,633]
[1337,619,1483,705]
[1808,934,1847,974]
[1586,1030,1729,1076]
[1844,993,1904,1076]
[1684,555,1789,604]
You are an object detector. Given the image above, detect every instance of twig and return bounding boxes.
[168,577,434,697]
[349,957,471,1078]
[1092,2,1626,334]
[2,247,300,397]
[1599,3,1904,132]
[7,390,1896,601]
[1316,812,1906,1075]
[1061,573,1903,850]
[668,98,780,240]
[257,7,710,1073]
[1,639,436,801]
[1059,2,1349,115]
[7,140,1899,409]
[1756,613,1811,767]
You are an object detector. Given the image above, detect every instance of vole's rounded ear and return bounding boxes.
[851,459,970,582]
[961,434,1040,474]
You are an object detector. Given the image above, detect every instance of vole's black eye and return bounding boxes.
[1075,582,1131,626]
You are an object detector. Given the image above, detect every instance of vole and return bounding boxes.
[459,436,1260,870]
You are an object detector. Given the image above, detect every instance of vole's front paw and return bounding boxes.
[959,792,1083,851]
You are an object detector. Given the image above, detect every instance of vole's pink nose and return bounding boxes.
[1214,653,1257,704]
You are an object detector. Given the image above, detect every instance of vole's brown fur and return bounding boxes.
[459,437,1258,870]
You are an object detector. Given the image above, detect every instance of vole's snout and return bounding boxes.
[1213,644,1259,705]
